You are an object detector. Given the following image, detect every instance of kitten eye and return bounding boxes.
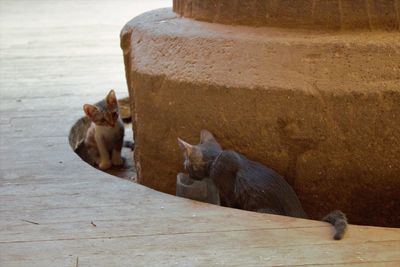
[112,112,118,118]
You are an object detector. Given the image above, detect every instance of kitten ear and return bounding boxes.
[200,129,218,144]
[178,138,193,155]
[106,89,118,109]
[83,104,98,118]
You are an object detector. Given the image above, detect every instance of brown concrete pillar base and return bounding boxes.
[121,8,400,227]
[173,0,400,31]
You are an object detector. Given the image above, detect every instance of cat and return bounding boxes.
[178,130,348,240]
[83,89,124,170]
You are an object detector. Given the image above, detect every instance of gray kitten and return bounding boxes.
[83,90,124,170]
[178,130,347,240]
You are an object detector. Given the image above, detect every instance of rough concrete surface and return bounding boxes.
[173,0,400,30]
[121,8,400,227]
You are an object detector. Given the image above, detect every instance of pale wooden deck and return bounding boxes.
[1,1,399,266]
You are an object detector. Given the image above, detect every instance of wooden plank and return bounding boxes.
[1,215,398,245]
[1,234,399,267]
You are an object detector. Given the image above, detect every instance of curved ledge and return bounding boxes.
[121,9,400,93]
[60,139,400,263]
[66,109,400,251]
[121,8,400,227]
[173,0,400,31]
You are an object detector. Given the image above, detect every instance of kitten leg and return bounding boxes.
[87,146,100,166]
[111,139,123,166]
[95,135,111,170]
[111,149,123,166]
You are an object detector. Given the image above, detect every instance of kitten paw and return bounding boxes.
[99,160,112,170]
[112,156,124,166]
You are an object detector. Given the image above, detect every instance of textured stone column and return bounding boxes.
[121,1,400,227]
[173,0,400,30]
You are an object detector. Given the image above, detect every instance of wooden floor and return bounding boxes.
[1,1,399,266]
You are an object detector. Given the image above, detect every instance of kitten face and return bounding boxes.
[83,90,119,127]
[178,130,222,180]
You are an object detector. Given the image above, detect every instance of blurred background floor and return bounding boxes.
[0,0,168,101]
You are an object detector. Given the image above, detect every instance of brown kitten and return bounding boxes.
[83,90,124,170]
[178,130,348,240]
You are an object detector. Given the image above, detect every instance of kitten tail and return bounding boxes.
[322,210,348,240]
